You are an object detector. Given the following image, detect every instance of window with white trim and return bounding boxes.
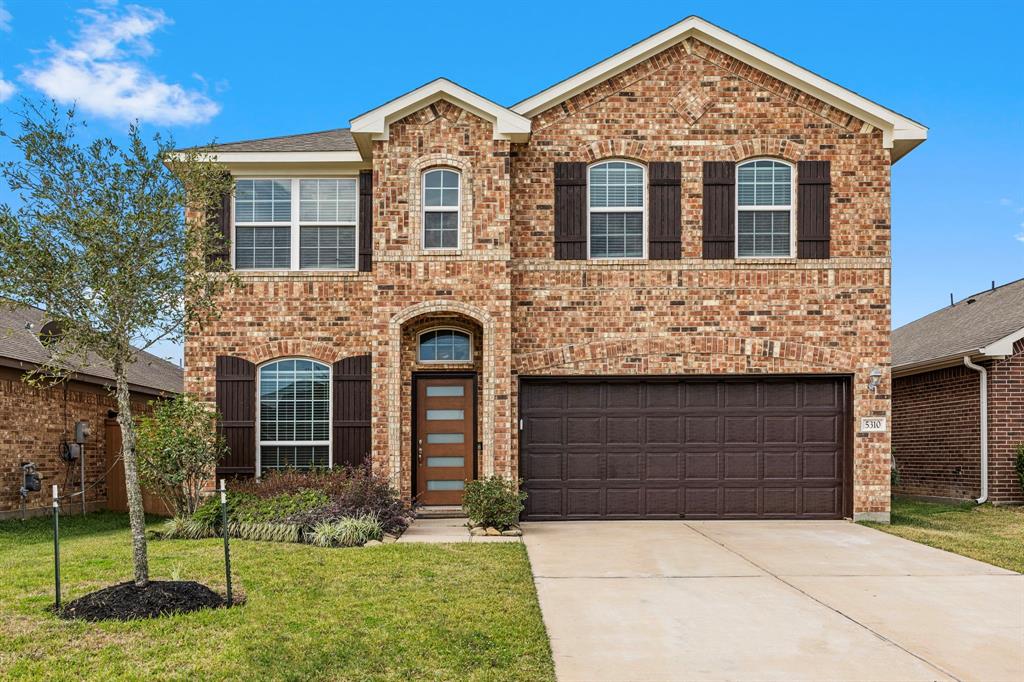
[418,329,472,363]
[422,169,460,249]
[258,359,330,473]
[234,178,358,270]
[736,159,793,258]
[588,160,645,259]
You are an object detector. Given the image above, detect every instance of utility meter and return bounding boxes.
[74,420,90,444]
[21,462,41,494]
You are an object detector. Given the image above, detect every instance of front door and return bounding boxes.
[415,376,475,505]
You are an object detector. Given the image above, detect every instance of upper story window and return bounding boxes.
[234,178,358,271]
[258,358,331,474]
[422,169,460,249]
[588,160,645,259]
[736,159,793,258]
[418,328,472,363]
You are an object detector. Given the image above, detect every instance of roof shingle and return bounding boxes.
[201,128,357,153]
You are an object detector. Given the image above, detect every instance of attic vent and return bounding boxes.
[37,320,65,347]
[966,298,977,305]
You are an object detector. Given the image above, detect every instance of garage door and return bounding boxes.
[520,377,850,520]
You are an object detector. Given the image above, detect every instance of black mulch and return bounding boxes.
[57,580,233,621]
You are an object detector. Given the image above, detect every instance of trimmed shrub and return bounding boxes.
[1015,443,1024,494]
[462,476,527,530]
[307,514,384,548]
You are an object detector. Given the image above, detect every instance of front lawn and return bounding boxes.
[861,498,1024,573]
[0,512,554,681]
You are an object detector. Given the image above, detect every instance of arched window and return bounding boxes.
[736,159,794,258]
[258,359,331,473]
[588,160,645,259]
[422,168,460,249]
[418,328,472,363]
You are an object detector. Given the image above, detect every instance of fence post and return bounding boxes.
[52,484,61,611]
[220,479,233,607]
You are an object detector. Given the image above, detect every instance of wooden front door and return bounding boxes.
[415,375,475,505]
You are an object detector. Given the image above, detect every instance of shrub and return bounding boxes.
[136,394,228,517]
[307,514,384,548]
[191,491,255,530]
[228,521,302,544]
[462,477,527,530]
[158,516,218,540]
[1015,443,1024,494]
[279,467,412,534]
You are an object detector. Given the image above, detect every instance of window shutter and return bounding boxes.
[358,170,373,271]
[333,354,372,468]
[554,162,587,260]
[648,162,682,259]
[702,161,735,259]
[797,161,831,259]
[206,190,232,268]
[215,356,256,477]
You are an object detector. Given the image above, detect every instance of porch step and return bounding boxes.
[415,505,467,519]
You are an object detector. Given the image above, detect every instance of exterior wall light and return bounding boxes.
[867,367,883,393]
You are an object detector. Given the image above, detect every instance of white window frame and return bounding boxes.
[417,327,474,364]
[421,168,461,250]
[255,357,333,478]
[232,177,359,272]
[735,158,796,259]
[586,159,647,260]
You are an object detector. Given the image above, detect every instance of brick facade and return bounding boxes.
[893,340,1024,504]
[186,35,902,519]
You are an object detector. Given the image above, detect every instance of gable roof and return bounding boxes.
[511,15,927,161]
[0,302,183,396]
[893,278,1024,374]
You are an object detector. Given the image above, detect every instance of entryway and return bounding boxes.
[414,374,475,505]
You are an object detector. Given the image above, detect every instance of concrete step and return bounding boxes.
[415,505,467,519]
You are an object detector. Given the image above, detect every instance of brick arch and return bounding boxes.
[247,340,342,366]
[581,139,651,163]
[386,300,497,480]
[517,334,856,374]
[725,138,806,163]
[407,153,476,251]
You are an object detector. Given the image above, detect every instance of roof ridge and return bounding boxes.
[210,126,351,147]
[956,275,1024,305]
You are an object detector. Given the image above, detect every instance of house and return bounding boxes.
[185,16,927,523]
[892,279,1024,505]
[0,302,182,518]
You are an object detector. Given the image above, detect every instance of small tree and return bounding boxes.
[0,100,234,586]
[137,394,226,518]
[1014,443,1024,495]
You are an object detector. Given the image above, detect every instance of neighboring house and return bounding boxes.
[0,303,182,518]
[186,16,927,522]
[892,279,1024,505]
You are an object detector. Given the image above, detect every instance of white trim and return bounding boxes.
[586,159,648,260]
[734,158,796,259]
[510,16,926,161]
[979,325,1024,358]
[231,176,359,272]
[350,78,531,145]
[421,168,461,250]
[417,327,474,364]
[255,357,333,478]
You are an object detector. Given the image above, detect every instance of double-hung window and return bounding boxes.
[588,160,645,259]
[736,159,794,258]
[258,359,331,474]
[422,169,460,249]
[233,178,358,270]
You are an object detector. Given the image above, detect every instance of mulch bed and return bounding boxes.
[58,580,233,621]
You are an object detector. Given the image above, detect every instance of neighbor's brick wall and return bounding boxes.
[986,339,1024,503]
[0,366,150,518]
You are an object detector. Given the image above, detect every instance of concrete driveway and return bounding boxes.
[523,521,1023,682]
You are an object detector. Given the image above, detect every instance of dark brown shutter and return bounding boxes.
[333,354,371,468]
[648,162,682,260]
[702,161,735,259]
[206,190,232,268]
[215,356,256,476]
[797,160,831,259]
[554,162,587,260]
[358,170,373,271]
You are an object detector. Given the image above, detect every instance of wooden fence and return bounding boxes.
[103,419,172,516]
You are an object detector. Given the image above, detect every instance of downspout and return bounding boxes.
[962,356,988,504]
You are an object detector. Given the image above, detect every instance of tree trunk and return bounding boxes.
[113,360,149,587]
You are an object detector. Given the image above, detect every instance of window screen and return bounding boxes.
[589,161,644,258]
[737,160,792,257]
[258,359,330,473]
[423,169,460,249]
[235,226,291,269]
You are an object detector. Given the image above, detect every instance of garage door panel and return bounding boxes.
[521,377,849,521]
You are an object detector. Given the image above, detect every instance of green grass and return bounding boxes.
[861,498,1024,573]
[0,512,554,681]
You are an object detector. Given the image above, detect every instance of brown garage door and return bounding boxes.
[520,377,851,520]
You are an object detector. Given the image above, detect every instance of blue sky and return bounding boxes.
[1,0,1022,365]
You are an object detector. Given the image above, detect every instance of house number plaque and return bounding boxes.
[859,417,887,433]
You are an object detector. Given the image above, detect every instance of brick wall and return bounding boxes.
[0,366,151,518]
[987,340,1024,503]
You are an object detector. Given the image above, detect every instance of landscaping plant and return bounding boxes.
[307,514,384,548]
[462,476,527,530]
[136,394,227,518]
[1015,442,1024,494]
[0,101,234,587]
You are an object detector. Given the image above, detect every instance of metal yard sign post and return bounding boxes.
[52,484,61,610]
[220,479,233,607]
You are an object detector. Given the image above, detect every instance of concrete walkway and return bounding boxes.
[397,517,521,543]
[523,520,1023,682]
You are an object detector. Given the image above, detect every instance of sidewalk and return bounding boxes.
[398,517,522,543]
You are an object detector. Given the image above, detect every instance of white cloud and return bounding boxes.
[0,2,11,33]
[20,3,219,125]
[0,71,14,102]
